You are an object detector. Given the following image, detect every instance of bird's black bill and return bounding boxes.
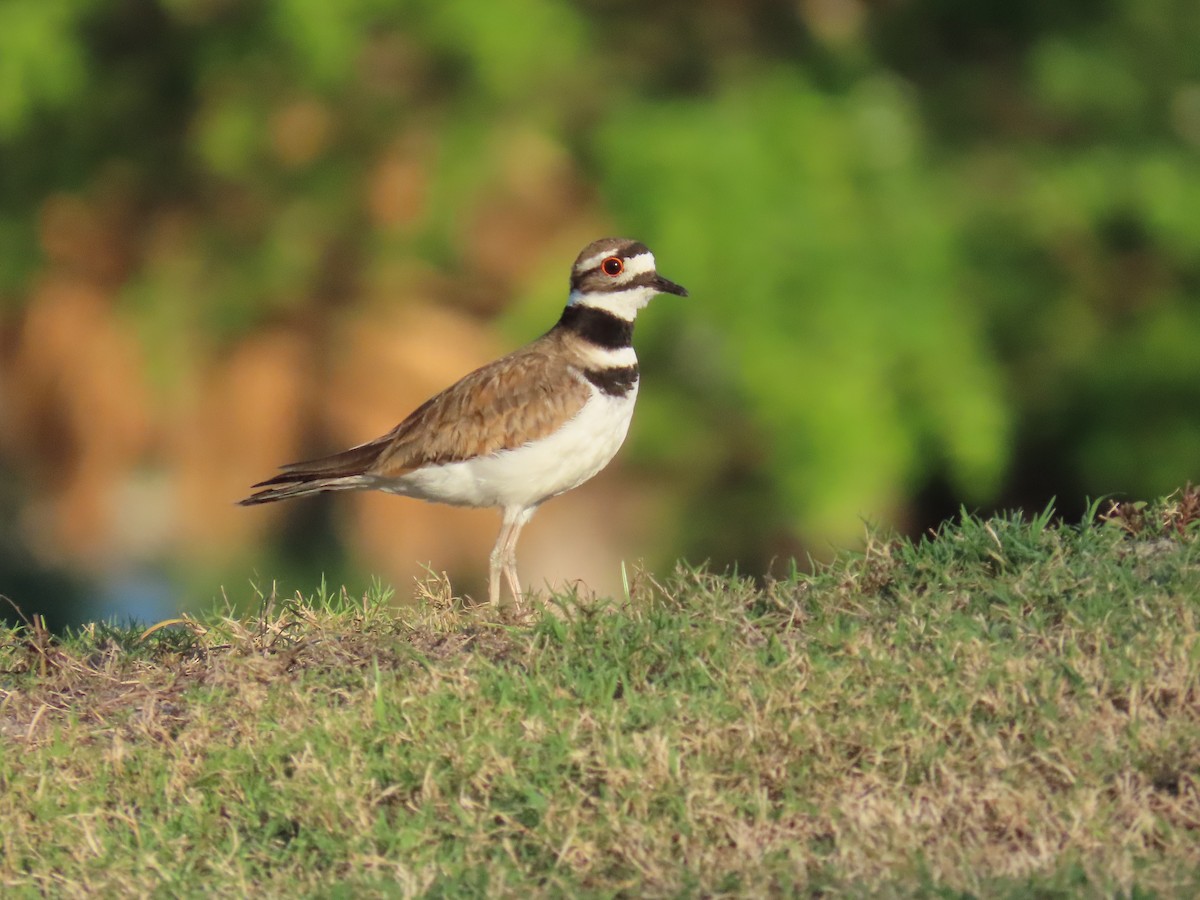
[654,275,689,297]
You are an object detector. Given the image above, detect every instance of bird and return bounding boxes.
[240,237,687,609]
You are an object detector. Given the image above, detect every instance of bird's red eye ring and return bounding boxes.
[601,256,624,276]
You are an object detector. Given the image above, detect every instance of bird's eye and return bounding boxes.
[601,256,624,276]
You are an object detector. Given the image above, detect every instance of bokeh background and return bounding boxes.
[2,0,1198,628]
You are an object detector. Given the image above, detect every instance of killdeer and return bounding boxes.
[240,238,687,608]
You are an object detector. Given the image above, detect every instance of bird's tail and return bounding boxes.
[239,474,370,506]
[239,441,386,506]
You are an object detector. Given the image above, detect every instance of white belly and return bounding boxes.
[377,386,637,511]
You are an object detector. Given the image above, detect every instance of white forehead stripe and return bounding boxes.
[577,250,614,272]
[619,252,656,279]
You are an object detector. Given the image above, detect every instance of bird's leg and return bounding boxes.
[488,514,518,606]
[503,563,522,610]
[500,508,533,610]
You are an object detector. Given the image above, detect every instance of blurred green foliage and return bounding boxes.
[603,74,1008,542]
[1,0,1198,575]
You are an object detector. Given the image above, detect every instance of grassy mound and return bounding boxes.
[3,492,1199,896]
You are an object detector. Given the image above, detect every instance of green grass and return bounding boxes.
[3,493,1200,897]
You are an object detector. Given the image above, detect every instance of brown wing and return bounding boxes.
[367,339,592,477]
[253,335,591,489]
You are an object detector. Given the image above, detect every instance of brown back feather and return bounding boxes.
[369,332,592,478]
[248,329,593,495]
